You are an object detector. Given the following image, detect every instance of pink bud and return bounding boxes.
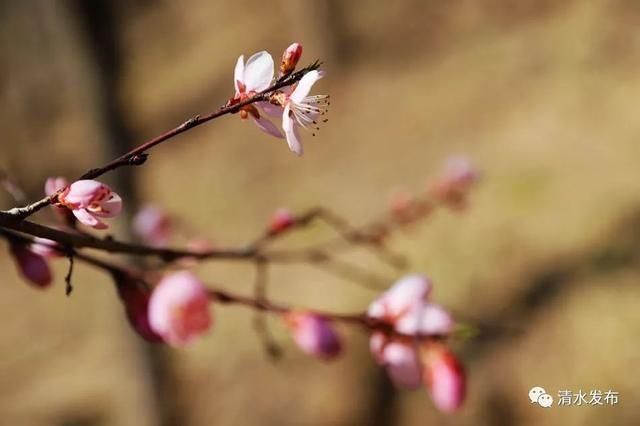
[58,180,122,229]
[10,244,52,288]
[148,271,211,346]
[116,281,163,343]
[367,275,432,323]
[284,312,342,360]
[422,344,466,413]
[280,42,303,76]
[370,333,422,389]
[268,208,295,234]
[389,190,414,218]
[45,176,69,196]
[132,205,173,247]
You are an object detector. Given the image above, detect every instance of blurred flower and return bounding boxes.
[279,42,303,76]
[133,205,173,247]
[232,51,283,138]
[429,156,479,209]
[116,280,163,343]
[58,180,122,230]
[177,238,216,268]
[283,311,342,360]
[421,343,466,413]
[268,208,295,234]
[279,70,329,156]
[148,271,211,346]
[10,244,52,288]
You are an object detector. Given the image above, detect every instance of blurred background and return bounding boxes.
[1,0,640,425]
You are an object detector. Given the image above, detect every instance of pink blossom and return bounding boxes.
[133,205,173,247]
[268,208,295,234]
[231,51,283,138]
[58,180,122,229]
[148,271,211,346]
[284,312,342,360]
[370,333,422,389]
[116,281,163,343]
[280,42,303,76]
[422,343,466,412]
[10,244,52,288]
[280,70,329,156]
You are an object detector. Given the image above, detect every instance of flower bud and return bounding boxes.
[370,333,422,389]
[280,42,303,76]
[422,343,466,412]
[268,208,295,234]
[284,311,342,360]
[148,271,212,346]
[10,244,52,288]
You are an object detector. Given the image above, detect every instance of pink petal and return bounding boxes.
[61,180,108,207]
[243,51,274,92]
[133,205,173,248]
[73,208,107,229]
[258,101,284,118]
[30,237,61,258]
[148,271,212,347]
[234,55,245,93]
[423,345,466,412]
[290,70,322,103]
[252,116,284,139]
[395,303,454,336]
[384,342,423,389]
[367,274,432,320]
[93,192,123,218]
[283,105,303,156]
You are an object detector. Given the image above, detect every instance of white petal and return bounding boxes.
[234,55,245,93]
[396,303,454,336]
[258,101,284,118]
[73,208,107,229]
[290,70,322,103]
[283,105,303,156]
[244,51,274,92]
[252,116,283,139]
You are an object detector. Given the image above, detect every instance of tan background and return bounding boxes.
[1,1,640,425]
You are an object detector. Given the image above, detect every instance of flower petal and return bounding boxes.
[395,303,454,336]
[252,116,284,139]
[244,51,274,92]
[234,55,244,93]
[258,101,284,118]
[93,193,123,218]
[73,208,107,229]
[290,70,322,103]
[283,104,303,156]
[383,341,423,389]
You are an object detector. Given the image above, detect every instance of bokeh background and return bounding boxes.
[2,1,640,425]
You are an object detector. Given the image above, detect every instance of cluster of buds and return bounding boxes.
[228,42,329,156]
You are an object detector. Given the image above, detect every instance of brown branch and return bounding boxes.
[1,61,321,220]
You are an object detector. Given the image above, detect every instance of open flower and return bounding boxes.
[58,180,122,229]
[279,70,329,156]
[231,51,283,138]
[148,271,211,346]
[283,311,342,360]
